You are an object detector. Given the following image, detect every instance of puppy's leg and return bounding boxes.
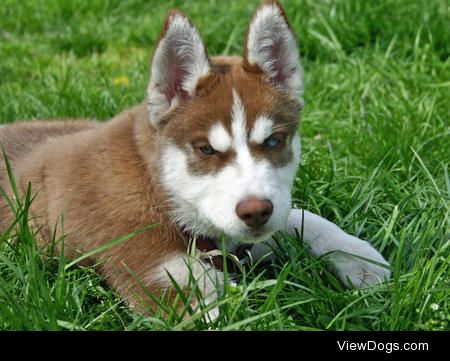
[146,252,224,322]
[252,209,391,288]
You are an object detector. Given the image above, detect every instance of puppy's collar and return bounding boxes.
[183,232,253,272]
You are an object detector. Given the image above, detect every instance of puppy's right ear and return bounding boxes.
[243,0,303,107]
[147,11,211,127]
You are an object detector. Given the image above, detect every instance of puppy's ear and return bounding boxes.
[243,0,303,107]
[147,11,211,126]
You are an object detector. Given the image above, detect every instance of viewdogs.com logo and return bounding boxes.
[337,340,429,353]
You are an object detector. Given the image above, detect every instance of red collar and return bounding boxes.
[184,233,253,272]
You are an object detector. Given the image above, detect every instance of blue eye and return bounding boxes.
[263,136,280,148]
[199,144,216,155]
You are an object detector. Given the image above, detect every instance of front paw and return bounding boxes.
[326,237,391,288]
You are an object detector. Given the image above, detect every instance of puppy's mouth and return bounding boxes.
[235,228,273,244]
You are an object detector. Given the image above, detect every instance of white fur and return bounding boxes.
[250,116,274,144]
[147,252,223,321]
[246,3,304,106]
[251,209,391,288]
[155,6,389,304]
[161,143,292,243]
[160,91,300,244]
[231,90,247,150]
[208,122,232,153]
[147,14,210,125]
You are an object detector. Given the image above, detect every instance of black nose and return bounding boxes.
[235,197,273,228]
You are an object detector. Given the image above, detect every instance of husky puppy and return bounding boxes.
[0,0,390,317]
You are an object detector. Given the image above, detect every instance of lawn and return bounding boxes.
[0,0,448,330]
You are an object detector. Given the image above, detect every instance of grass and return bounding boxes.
[0,0,449,330]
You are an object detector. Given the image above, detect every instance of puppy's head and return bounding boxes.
[147,1,303,244]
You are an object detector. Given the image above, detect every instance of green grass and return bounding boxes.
[0,0,449,330]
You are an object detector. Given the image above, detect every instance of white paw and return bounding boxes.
[326,236,391,288]
[204,306,220,323]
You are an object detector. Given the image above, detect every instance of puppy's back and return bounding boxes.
[0,119,98,229]
[0,120,98,164]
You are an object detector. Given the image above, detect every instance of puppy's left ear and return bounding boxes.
[244,0,303,107]
[147,11,211,127]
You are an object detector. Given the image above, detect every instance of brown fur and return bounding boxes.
[0,1,299,312]
[0,109,188,309]
[163,57,299,175]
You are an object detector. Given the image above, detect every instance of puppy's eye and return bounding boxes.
[199,144,216,155]
[263,135,280,148]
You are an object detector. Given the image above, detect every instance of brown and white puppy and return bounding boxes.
[0,1,390,318]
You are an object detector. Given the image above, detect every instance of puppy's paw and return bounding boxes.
[326,237,391,288]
